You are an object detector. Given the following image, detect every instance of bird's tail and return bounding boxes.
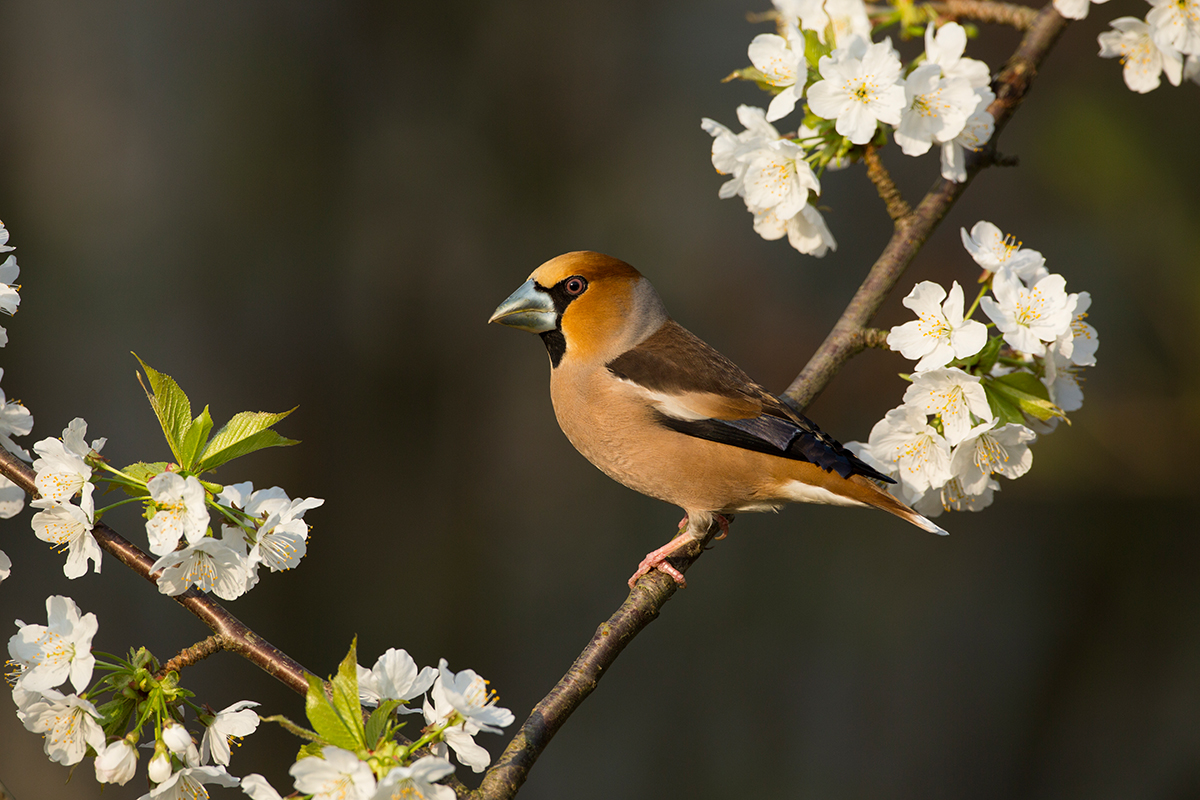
[851,475,948,536]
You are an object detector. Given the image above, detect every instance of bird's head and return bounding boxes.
[489,251,667,367]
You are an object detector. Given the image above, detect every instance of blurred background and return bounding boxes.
[1,1,1198,798]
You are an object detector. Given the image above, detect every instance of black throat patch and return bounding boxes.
[538,277,587,368]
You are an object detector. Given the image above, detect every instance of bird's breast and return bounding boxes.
[547,364,799,514]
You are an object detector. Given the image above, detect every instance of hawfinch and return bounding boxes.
[490,252,945,587]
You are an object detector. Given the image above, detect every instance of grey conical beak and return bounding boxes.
[488,279,557,333]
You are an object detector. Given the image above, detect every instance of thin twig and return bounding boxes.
[0,447,315,696]
[928,0,1039,29]
[156,634,228,680]
[470,524,719,800]
[864,145,911,223]
[783,2,1068,411]
[858,328,892,350]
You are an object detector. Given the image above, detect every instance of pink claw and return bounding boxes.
[628,535,693,588]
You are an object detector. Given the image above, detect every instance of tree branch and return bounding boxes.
[471,525,718,800]
[928,0,1040,29]
[0,447,315,696]
[783,2,1068,412]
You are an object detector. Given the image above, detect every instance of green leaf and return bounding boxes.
[117,462,168,496]
[994,371,1051,401]
[178,406,213,471]
[364,700,402,749]
[984,374,1066,423]
[803,28,832,68]
[122,462,169,484]
[133,354,193,464]
[297,740,325,761]
[195,409,298,473]
[329,638,366,749]
[983,383,1026,426]
[304,673,361,751]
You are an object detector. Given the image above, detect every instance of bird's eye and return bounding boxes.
[564,276,588,296]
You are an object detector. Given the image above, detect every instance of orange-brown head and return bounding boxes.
[489,251,668,367]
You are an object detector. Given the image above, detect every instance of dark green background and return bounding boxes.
[1,1,1198,798]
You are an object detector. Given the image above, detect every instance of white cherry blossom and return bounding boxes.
[372,757,457,800]
[941,87,995,183]
[33,440,94,515]
[358,648,437,710]
[742,139,821,219]
[960,220,1047,283]
[220,483,322,577]
[163,718,200,767]
[865,406,953,494]
[0,475,24,519]
[1043,350,1085,413]
[8,594,98,693]
[0,368,34,460]
[0,254,19,347]
[914,476,999,516]
[894,64,977,157]
[0,548,10,583]
[201,700,261,766]
[151,537,252,601]
[902,367,994,445]
[752,203,838,256]
[1099,17,1184,92]
[146,472,210,556]
[30,499,101,579]
[423,660,515,773]
[980,271,1076,355]
[888,281,988,371]
[240,774,284,800]
[701,106,783,200]
[748,24,807,121]
[1147,0,1200,56]
[774,0,871,47]
[807,40,907,145]
[1051,291,1098,366]
[950,421,1036,494]
[925,22,991,87]
[19,688,105,765]
[146,765,240,799]
[290,746,376,800]
[1053,0,1111,21]
[148,746,173,783]
[95,737,139,785]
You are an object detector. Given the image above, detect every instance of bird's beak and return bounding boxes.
[488,279,557,333]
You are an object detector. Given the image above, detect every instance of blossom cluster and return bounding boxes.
[846,221,1098,517]
[242,645,515,800]
[6,594,254,794]
[1086,0,1200,93]
[23,414,323,601]
[703,2,997,255]
[7,596,512,798]
[0,221,30,580]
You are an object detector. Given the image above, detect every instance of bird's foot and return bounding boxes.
[628,533,696,589]
[712,513,733,541]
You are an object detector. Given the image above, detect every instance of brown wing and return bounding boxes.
[605,319,893,483]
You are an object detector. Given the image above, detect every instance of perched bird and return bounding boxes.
[490,251,945,587]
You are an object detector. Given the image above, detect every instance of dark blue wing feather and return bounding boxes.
[656,412,894,484]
